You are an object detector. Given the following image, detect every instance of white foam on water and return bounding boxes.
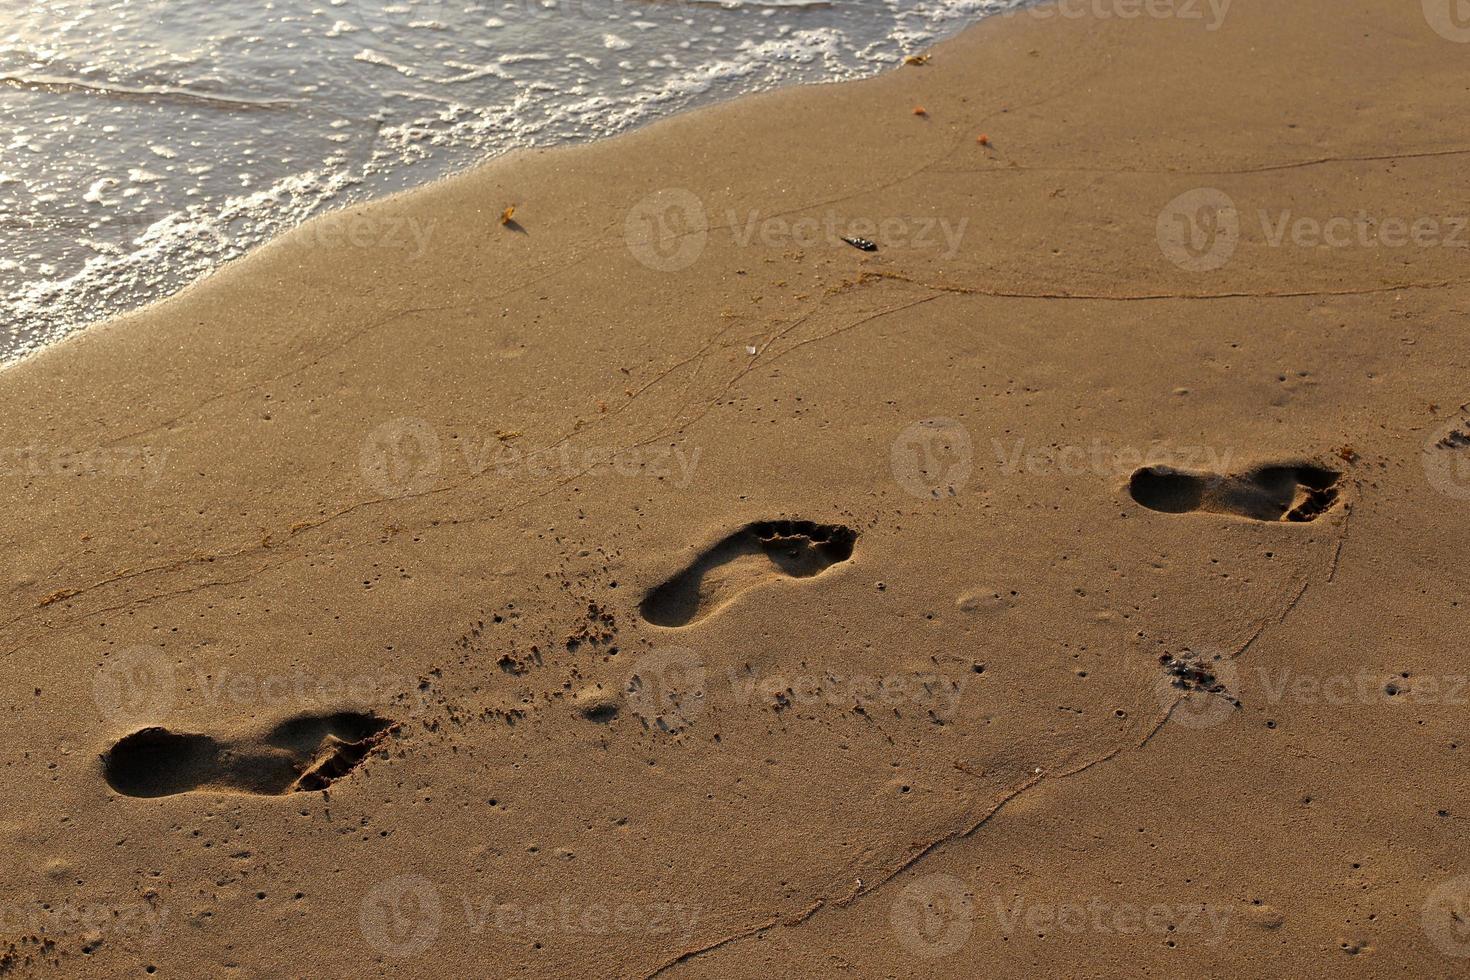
[0,0,1021,363]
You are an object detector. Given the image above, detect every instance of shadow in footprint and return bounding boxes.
[641,520,857,628]
[103,711,396,798]
[1130,463,1341,522]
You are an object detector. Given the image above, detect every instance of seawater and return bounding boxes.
[0,0,1018,362]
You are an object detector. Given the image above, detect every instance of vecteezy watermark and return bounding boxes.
[623,190,969,269]
[1011,0,1233,30]
[1256,211,1468,250]
[891,874,974,959]
[619,649,970,731]
[994,438,1233,478]
[726,210,968,260]
[482,443,700,488]
[992,895,1232,943]
[93,649,433,727]
[360,418,442,498]
[360,875,442,959]
[1157,188,1240,272]
[0,900,169,946]
[1154,648,1239,730]
[190,668,432,716]
[1424,876,1470,957]
[624,648,707,730]
[725,664,970,720]
[460,895,698,943]
[359,876,700,959]
[1423,0,1470,42]
[1422,415,1470,500]
[358,418,702,498]
[891,418,974,499]
[1256,668,1470,707]
[892,874,1235,957]
[94,647,177,730]
[0,445,170,483]
[284,210,437,258]
[625,188,708,272]
[1159,189,1469,271]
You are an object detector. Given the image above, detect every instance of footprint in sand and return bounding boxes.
[1129,462,1341,523]
[103,711,396,798]
[640,520,858,628]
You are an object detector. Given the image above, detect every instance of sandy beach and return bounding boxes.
[2,0,1468,975]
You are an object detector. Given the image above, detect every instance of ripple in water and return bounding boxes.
[0,0,1016,363]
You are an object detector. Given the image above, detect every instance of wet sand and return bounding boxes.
[2,0,1469,975]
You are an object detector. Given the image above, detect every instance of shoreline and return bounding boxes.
[2,0,1007,368]
[2,1,1469,976]
[19,0,1465,377]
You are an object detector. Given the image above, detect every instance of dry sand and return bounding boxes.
[2,0,1469,975]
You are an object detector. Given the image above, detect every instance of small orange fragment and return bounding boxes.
[977,133,990,145]
[500,205,515,225]
[913,106,927,116]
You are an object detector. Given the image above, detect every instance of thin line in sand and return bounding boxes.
[643,512,1345,977]
[6,261,1398,648]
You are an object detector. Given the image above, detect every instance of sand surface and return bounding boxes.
[2,1,1469,975]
